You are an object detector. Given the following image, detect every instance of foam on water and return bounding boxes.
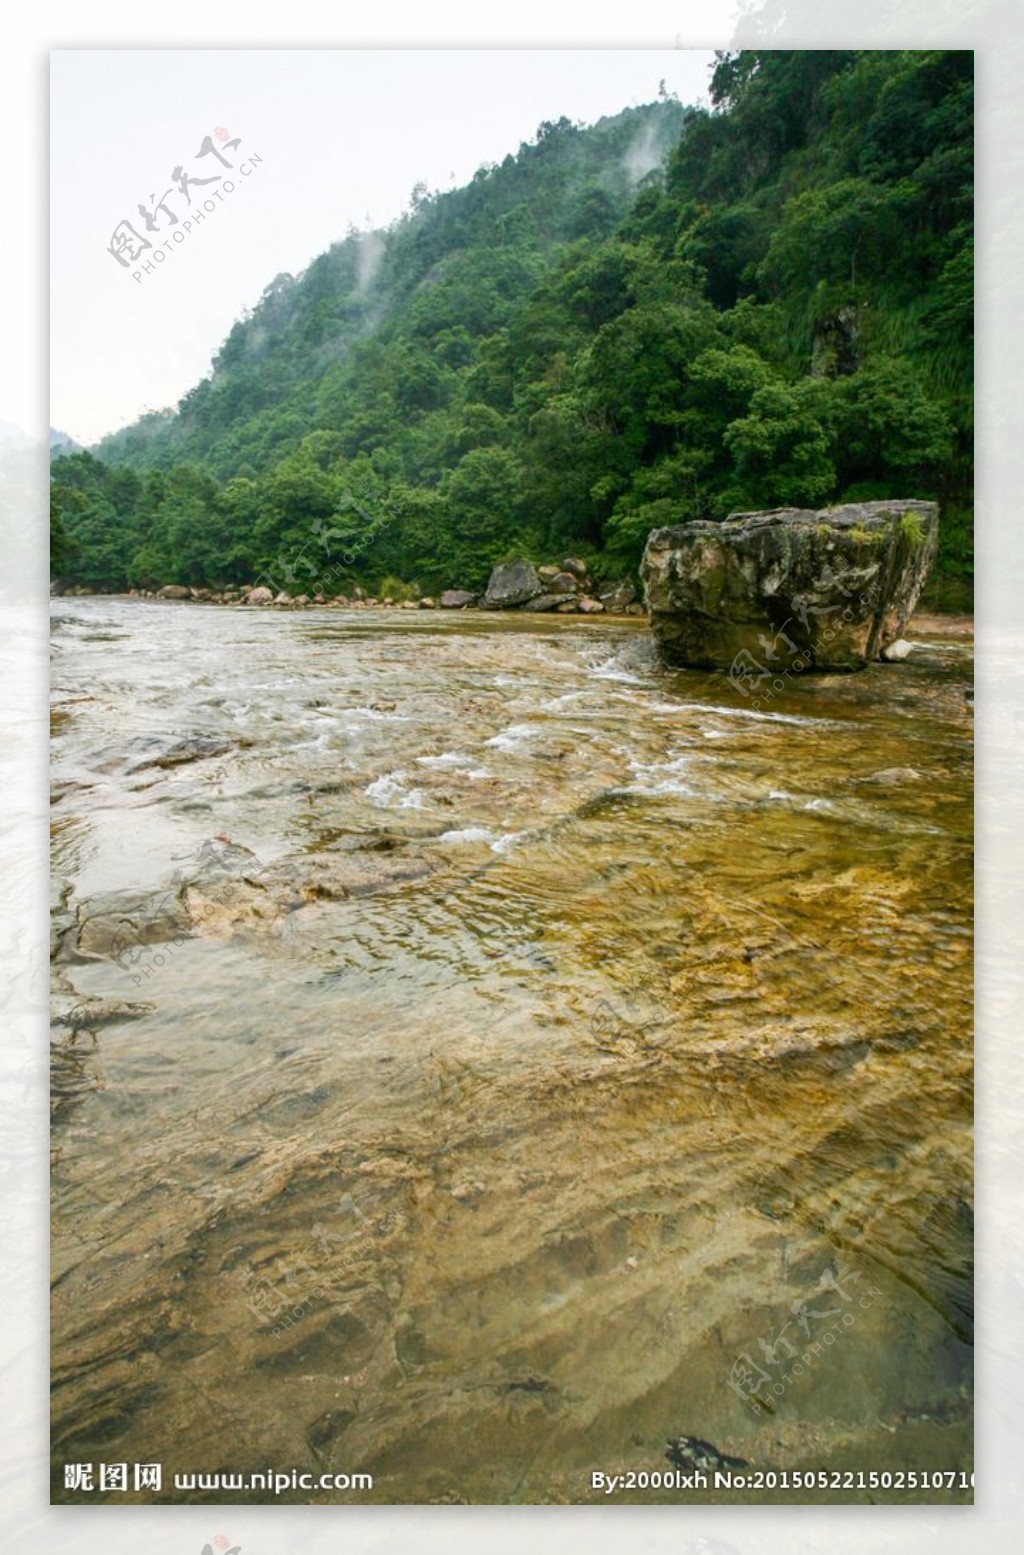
[484,724,538,752]
[677,700,840,728]
[365,770,424,808]
[490,830,527,854]
[437,826,496,845]
[624,751,701,799]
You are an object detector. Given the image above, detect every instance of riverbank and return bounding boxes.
[49,584,973,633]
[49,586,643,617]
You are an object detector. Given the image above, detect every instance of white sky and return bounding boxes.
[50,48,720,446]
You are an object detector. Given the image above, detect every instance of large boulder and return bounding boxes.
[439,589,477,610]
[482,560,543,609]
[158,584,190,600]
[641,501,939,672]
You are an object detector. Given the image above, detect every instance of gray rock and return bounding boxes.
[522,594,567,612]
[482,560,543,609]
[246,586,274,605]
[439,589,477,609]
[641,500,939,671]
[128,735,237,772]
[599,578,637,612]
[561,556,590,580]
[158,584,190,600]
[547,571,578,595]
[578,596,605,614]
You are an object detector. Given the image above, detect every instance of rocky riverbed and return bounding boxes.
[50,598,973,1504]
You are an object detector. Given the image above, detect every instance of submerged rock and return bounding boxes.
[665,1436,749,1473]
[52,996,155,1031]
[857,766,925,786]
[70,887,193,961]
[482,560,543,609]
[641,500,939,671]
[128,735,238,771]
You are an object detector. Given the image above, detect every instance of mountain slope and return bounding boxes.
[94,103,687,479]
[53,56,972,606]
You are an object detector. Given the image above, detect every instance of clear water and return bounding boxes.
[50,599,973,1504]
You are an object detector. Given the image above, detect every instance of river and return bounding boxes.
[50,598,973,1504]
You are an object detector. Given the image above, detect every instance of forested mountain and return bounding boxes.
[51,52,973,606]
[49,428,82,459]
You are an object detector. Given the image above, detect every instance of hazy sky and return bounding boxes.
[50,48,719,446]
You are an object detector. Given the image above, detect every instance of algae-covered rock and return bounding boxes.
[641,500,939,672]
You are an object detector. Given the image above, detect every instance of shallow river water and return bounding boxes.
[50,599,973,1504]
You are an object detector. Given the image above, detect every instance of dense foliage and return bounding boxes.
[52,52,973,606]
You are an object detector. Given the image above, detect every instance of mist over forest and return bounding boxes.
[51,51,972,608]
